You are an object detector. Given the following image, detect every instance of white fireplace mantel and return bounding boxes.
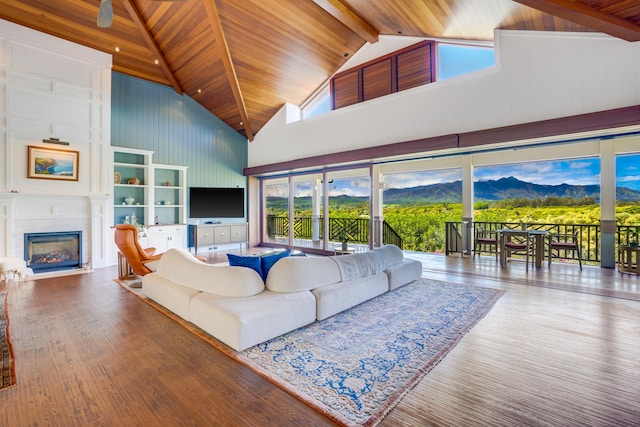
[0,193,110,269]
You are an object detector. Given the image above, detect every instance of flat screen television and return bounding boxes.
[189,187,245,218]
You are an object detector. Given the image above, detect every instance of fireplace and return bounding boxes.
[24,231,82,273]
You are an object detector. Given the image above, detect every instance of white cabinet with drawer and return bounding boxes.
[147,225,187,252]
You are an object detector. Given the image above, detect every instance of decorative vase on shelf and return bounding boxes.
[342,241,349,251]
[124,196,135,205]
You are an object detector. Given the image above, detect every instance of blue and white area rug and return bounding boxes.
[238,278,505,426]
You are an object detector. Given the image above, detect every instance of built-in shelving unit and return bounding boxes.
[152,164,188,226]
[112,148,188,228]
[113,148,152,227]
[112,147,189,255]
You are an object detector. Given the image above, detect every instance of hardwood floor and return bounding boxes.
[1,252,638,426]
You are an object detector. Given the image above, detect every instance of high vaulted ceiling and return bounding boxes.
[1,1,639,140]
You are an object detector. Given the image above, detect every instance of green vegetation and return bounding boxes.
[267,196,640,254]
[384,199,640,253]
[383,204,460,253]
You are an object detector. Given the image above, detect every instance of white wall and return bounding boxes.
[248,30,640,168]
[0,19,112,268]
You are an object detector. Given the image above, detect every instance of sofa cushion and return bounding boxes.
[227,253,262,278]
[142,272,201,321]
[190,289,316,351]
[266,256,341,292]
[386,259,423,291]
[330,251,387,281]
[312,272,388,320]
[260,249,291,279]
[158,248,264,297]
[373,244,404,266]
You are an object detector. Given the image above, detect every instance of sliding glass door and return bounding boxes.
[263,178,288,245]
[292,174,324,249]
[325,168,371,252]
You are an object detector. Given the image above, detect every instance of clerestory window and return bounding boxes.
[302,41,494,119]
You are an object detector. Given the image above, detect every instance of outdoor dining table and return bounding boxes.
[498,229,549,268]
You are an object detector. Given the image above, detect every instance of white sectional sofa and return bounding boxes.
[142,245,422,351]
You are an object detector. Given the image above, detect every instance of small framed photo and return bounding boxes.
[28,145,79,181]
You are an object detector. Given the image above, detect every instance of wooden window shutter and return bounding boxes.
[331,70,360,110]
[330,41,435,111]
[397,42,433,91]
[363,58,393,101]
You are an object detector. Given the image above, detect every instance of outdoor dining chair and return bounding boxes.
[502,230,536,272]
[473,225,499,261]
[548,231,582,270]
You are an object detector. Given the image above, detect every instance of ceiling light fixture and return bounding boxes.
[115,46,121,52]
[154,59,159,65]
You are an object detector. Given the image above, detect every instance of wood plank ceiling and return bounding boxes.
[0,1,638,140]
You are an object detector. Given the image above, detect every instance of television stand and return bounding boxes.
[189,223,247,254]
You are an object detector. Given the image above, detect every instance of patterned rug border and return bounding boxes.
[1,291,17,391]
[114,278,505,426]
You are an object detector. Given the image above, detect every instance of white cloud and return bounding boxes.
[618,175,640,183]
[384,169,461,188]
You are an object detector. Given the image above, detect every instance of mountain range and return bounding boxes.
[382,176,640,204]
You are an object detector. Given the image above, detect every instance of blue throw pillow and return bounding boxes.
[260,250,291,281]
[227,254,262,279]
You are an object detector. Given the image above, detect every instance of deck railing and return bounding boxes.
[268,216,636,263]
[446,221,640,264]
[266,215,403,248]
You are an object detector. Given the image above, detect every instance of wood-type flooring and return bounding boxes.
[1,250,638,426]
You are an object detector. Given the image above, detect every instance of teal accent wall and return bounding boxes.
[111,72,247,189]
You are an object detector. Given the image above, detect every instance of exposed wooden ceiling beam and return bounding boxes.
[312,0,379,44]
[121,0,183,94]
[203,0,254,141]
[515,0,640,42]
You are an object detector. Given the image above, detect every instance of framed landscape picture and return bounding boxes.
[28,145,79,181]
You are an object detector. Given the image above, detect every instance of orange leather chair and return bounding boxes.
[114,224,163,276]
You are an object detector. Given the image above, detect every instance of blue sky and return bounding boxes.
[617,153,640,190]
[268,154,640,197]
[327,178,370,197]
[474,158,601,186]
[382,154,640,192]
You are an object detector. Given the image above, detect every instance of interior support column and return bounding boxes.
[600,139,616,268]
[461,156,474,255]
[311,176,321,242]
[372,166,383,248]
[288,177,295,248]
[322,171,330,251]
